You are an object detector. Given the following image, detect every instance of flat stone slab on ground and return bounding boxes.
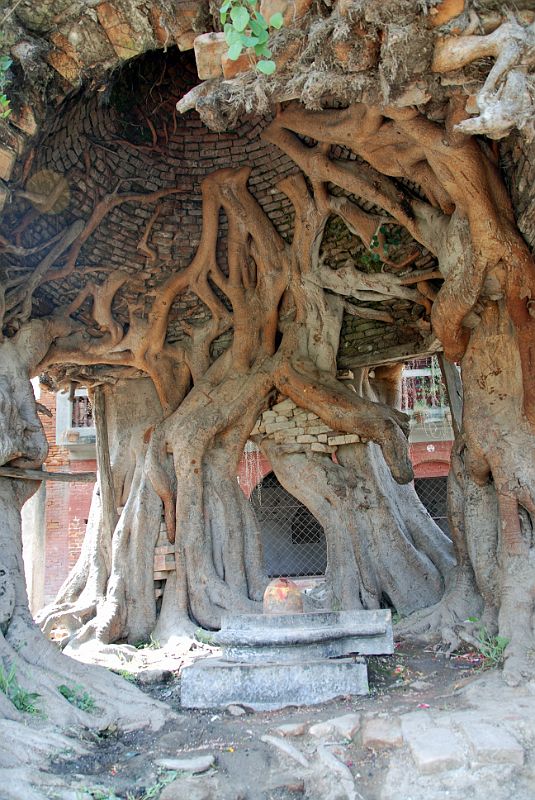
[181,656,368,710]
[458,721,524,765]
[274,722,308,737]
[361,716,402,749]
[403,725,466,774]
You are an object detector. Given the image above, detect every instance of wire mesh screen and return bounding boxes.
[249,472,327,578]
[414,476,450,536]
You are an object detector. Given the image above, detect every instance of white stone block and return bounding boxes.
[311,444,336,453]
[272,398,295,414]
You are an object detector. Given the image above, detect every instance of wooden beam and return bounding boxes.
[439,354,463,437]
[0,466,96,482]
[338,337,442,369]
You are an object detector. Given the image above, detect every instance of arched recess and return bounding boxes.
[249,472,327,579]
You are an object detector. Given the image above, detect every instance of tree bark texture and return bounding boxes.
[3,85,534,683]
[0,324,170,792]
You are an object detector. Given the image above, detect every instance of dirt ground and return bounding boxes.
[47,640,489,800]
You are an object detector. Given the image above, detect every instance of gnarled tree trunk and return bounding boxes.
[0,321,170,797]
[262,366,454,616]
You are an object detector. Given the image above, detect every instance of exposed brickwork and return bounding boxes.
[1,46,432,366]
[251,396,363,453]
[37,387,96,602]
[410,440,452,479]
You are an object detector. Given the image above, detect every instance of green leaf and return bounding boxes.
[0,56,12,71]
[269,11,284,29]
[255,45,271,57]
[256,59,276,74]
[225,26,243,45]
[249,17,266,36]
[240,34,259,47]
[220,0,232,10]
[228,41,244,60]
[257,27,269,44]
[230,5,250,31]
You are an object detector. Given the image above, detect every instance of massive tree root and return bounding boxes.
[0,325,171,798]
[10,68,532,689]
[38,158,427,640]
[263,435,454,615]
[259,101,535,682]
[39,379,168,650]
[261,365,454,615]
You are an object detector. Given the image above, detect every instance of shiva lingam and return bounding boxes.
[181,578,393,710]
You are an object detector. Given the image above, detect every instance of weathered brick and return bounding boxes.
[311,443,336,453]
[265,421,296,434]
[193,33,226,79]
[272,398,296,414]
[305,425,331,435]
[327,434,360,446]
[260,0,313,25]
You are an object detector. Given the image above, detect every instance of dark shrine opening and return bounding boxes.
[249,472,327,579]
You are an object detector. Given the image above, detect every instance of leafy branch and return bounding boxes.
[220,0,284,75]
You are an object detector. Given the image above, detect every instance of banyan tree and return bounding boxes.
[0,0,535,785]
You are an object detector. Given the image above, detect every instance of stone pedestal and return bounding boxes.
[181,656,368,711]
[180,609,393,711]
[214,609,393,663]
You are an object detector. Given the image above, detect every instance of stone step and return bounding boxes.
[181,656,368,711]
[220,608,391,633]
[214,609,393,662]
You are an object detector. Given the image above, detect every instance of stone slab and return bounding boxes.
[181,656,368,710]
[361,716,403,749]
[309,713,361,740]
[219,608,390,634]
[458,721,524,766]
[154,755,215,773]
[216,609,392,662]
[222,636,391,663]
[214,609,393,662]
[404,725,466,774]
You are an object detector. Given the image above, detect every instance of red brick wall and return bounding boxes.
[38,387,96,603]
[67,459,96,569]
[237,450,272,498]
[410,439,452,479]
